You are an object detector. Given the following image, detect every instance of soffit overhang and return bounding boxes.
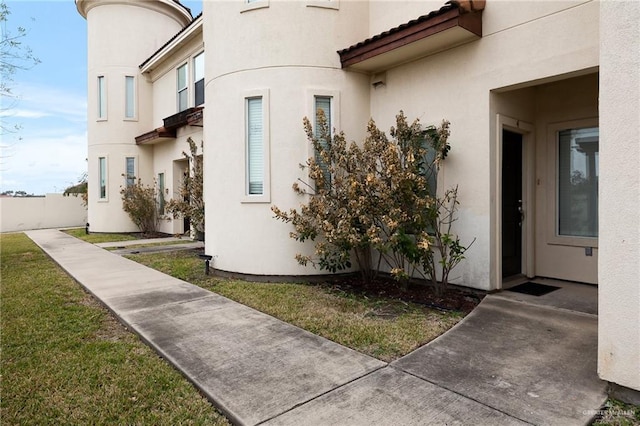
[338,1,484,73]
[135,127,176,145]
[135,107,204,145]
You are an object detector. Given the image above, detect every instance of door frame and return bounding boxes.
[495,114,535,290]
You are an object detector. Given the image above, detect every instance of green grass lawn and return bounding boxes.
[63,227,140,244]
[126,250,463,362]
[593,399,640,426]
[0,233,229,425]
[105,239,196,251]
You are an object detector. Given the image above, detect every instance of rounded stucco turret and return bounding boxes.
[77,0,192,232]
[203,1,372,276]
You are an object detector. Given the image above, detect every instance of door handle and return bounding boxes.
[518,200,524,226]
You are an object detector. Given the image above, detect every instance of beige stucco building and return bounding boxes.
[77,0,639,397]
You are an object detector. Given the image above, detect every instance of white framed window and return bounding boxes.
[177,63,188,112]
[125,76,136,119]
[125,157,136,187]
[308,90,340,189]
[158,172,166,215]
[247,97,263,195]
[307,89,340,139]
[546,118,599,247]
[97,76,107,120]
[243,89,270,202]
[558,127,599,237]
[98,156,108,200]
[420,132,438,197]
[314,95,332,188]
[307,0,339,10]
[194,52,205,106]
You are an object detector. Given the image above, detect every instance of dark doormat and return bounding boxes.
[507,282,560,296]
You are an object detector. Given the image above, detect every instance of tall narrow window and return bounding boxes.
[420,132,438,197]
[99,157,107,199]
[177,64,188,112]
[246,97,263,195]
[314,96,332,187]
[125,76,135,118]
[558,127,599,238]
[97,76,106,119]
[125,157,135,187]
[158,172,165,214]
[194,52,205,106]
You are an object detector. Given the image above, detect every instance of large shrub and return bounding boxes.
[120,179,160,235]
[272,110,473,294]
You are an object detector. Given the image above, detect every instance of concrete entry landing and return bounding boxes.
[498,277,598,315]
[393,296,606,425]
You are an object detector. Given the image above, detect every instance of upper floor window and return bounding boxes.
[97,76,106,120]
[194,52,205,106]
[177,63,188,112]
[125,76,135,119]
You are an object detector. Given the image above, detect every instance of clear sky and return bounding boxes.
[1,0,202,195]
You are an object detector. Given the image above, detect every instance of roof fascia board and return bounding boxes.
[140,15,203,73]
[339,8,480,68]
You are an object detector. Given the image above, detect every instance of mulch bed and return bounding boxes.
[325,275,485,313]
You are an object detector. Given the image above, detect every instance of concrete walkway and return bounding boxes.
[26,229,607,425]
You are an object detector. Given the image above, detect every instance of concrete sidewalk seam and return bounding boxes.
[254,364,388,426]
[119,294,224,320]
[490,293,598,319]
[118,319,248,426]
[389,364,536,426]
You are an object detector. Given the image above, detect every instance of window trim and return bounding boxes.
[177,62,189,112]
[241,0,269,13]
[98,156,108,201]
[307,89,340,178]
[97,75,107,121]
[306,0,339,10]
[158,171,166,215]
[307,90,340,136]
[546,117,599,248]
[124,156,137,187]
[242,89,271,203]
[193,51,205,107]
[124,75,137,120]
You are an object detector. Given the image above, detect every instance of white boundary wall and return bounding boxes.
[0,194,87,233]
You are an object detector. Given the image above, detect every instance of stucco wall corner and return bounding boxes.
[597,0,640,392]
